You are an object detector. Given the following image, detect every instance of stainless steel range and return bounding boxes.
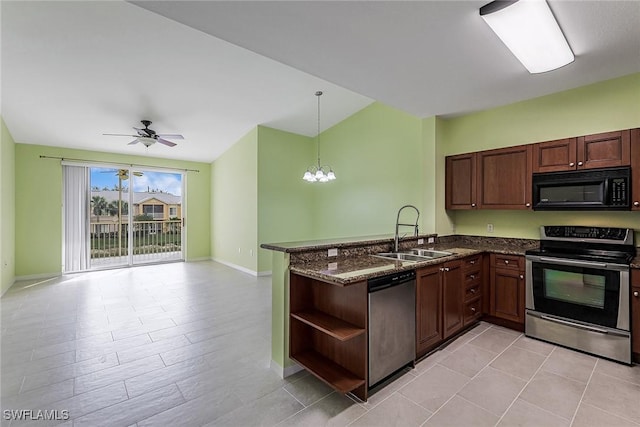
[525,226,635,364]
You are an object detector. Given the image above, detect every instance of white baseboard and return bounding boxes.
[187,257,212,262]
[211,258,270,277]
[270,359,303,379]
[14,272,61,282]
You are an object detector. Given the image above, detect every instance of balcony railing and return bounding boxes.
[90,219,182,265]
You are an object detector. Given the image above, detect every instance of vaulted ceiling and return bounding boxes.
[3,1,639,162]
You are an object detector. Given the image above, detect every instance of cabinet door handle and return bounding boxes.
[440,267,445,272]
[469,274,476,279]
[634,201,640,207]
[470,260,476,265]
[471,203,476,208]
[444,267,450,272]
[634,291,639,297]
[504,260,509,264]
[519,274,524,280]
[577,161,584,166]
[471,307,476,312]
[470,288,476,294]
[525,203,531,207]
[569,162,575,167]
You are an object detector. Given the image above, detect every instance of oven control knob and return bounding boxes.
[634,291,639,298]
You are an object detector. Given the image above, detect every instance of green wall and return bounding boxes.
[438,73,640,243]
[313,102,426,238]
[1,118,16,295]
[257,126,314,272]
[15,144,211,277]
[211,128,258,272]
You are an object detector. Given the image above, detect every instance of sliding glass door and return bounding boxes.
[63,163,184,272]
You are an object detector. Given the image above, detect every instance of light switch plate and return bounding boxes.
[328,248,338,257]
[418,238,424,244]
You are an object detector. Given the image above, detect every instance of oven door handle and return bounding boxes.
[528,255,627,271]
[538,314,628,337]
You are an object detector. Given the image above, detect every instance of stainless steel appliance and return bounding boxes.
[368,270,416,387]
[525,226,635,364]
[532,166,630,210]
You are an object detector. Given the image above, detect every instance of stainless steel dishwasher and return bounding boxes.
[368,270,416,388]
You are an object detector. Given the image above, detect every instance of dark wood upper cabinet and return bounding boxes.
[532,138,577,172]
[477,145,532,210]
[445,153,477,210]
[533,130,630,172]
[577,130,630,169]
[631,129,640,210]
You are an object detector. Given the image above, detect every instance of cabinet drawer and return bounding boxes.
[464,297,482,325]
[465,283,481,301]
[463,255,482,270]
[464,269,481,285]
[492,254,522,270]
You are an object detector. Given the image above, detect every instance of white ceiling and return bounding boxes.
[3,1,640,163]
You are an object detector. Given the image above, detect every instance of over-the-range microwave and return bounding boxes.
[532,166,631,210]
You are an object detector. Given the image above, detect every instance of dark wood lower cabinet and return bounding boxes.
[417,258,477,358]
[416,265,443,356]
[443,262,464,339]
[632,269,640,362]
[289,273,368,401]
[489,254,525,326]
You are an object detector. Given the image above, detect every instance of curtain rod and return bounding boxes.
[39,155,200,173]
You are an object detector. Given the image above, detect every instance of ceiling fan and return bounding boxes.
[104,120,184,147]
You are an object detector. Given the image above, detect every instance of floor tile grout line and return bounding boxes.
[568,358,598,426]
[417,330,523,426]
[577,400,640,426]
[493,344,559,426]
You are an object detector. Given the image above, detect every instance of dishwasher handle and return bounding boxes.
[368,270,416,293]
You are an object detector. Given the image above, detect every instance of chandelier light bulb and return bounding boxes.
[303,91,336,183]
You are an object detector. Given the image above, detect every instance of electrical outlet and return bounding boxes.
[327,262,338,270]
[418,238,424,245]
[487,223,494,233]
[428,237,435,244]
[328,248,338,257]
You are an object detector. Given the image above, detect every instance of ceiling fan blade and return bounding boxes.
[128,138,140,145]
[133,127,150,137]
[103,133,138,137]
[157,134,184,140]
[157,137,177,147]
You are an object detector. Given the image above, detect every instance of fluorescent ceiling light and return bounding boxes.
[480,0,574,74]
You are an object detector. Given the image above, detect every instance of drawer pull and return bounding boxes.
[504,260,509,264]
[634,291,639,298]
[469,260,476,265]
[469,274,476,279]
[470,288,476,294]
[569,162,575,167]
[471,307,476,312]
[578,161,584,166]
[519,274,524,280]
[444,267,450,272]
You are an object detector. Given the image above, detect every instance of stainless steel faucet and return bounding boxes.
[394,205,420,252]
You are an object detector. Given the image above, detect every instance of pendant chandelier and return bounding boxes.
[303,91,336,183]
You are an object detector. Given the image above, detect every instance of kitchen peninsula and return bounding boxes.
[262,234,539,401]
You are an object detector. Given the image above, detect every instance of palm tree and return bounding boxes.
[91,196,107,222]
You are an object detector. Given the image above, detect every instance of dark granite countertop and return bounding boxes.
[288,235,540,285]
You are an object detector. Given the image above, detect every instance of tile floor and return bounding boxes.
[1,261,639,426]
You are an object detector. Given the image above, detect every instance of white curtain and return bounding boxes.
[63,165,90,272]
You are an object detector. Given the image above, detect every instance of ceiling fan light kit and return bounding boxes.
[303,91,336,183]
[480,0,574,74]
[104,120,184,148]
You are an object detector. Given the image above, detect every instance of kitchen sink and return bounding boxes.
[373,250,453,262]
[406,249,453,258]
